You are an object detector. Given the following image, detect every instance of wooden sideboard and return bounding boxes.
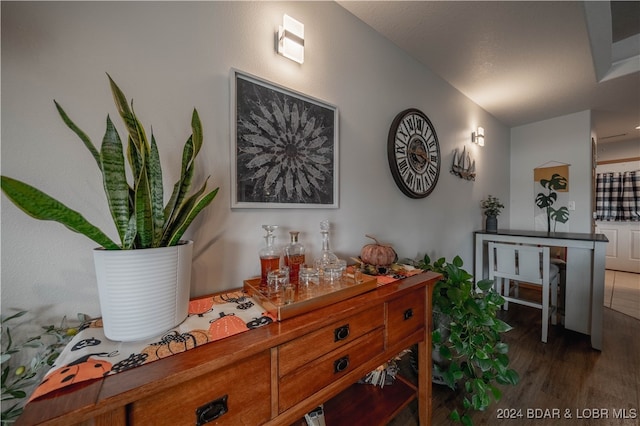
[17,272,440,426]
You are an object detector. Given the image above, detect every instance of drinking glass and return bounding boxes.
[323,263,343,287]
[267,267,290,302]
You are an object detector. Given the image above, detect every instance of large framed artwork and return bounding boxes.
[231,70,339,209]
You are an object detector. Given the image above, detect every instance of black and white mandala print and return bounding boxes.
[235,74,337,206]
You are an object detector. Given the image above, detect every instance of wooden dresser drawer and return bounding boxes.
[278,328,384,412]
[129,350,271,426]
[278,304,384,377]
[386,288,426,348]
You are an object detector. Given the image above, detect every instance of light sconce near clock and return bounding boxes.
[278,14,304,64]
[472,126,485,146]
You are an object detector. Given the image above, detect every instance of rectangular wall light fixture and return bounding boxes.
[472,126,485,146]
[278,14,304,64]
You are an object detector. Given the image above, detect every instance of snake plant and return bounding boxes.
[1,75,218,250]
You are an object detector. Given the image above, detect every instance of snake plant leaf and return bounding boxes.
[100,115,130,245]
[149,133,165,246]
[164,110,203,227]
[107,74,149,158]
[1,176,119,250]
[127,136,142,189]
[54,101,101,169]
[164,135,195,225]
[162,177,216,246]
[165,183,219,247]
[134,165,153,248]
[122,214,136,250]
[190,108,203,159]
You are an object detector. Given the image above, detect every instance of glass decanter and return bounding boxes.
[284,231,305,285]
[259,225,280,286]
[315,220,338,270]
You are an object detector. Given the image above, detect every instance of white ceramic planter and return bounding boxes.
[93,240,193,342]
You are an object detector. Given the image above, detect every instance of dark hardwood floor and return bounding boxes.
[389,304,640,426]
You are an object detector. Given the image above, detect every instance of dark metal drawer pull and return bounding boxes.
[334,324,350,341]
[196,394,228,425]
[404,308,414,320]
[334,356,350,374]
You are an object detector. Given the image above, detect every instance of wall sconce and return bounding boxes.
[278,14,304,64]
[472,126,485,146]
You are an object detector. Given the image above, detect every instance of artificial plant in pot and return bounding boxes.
[1,74,219,341]
[480,195,504,233]
[413,255,519,426]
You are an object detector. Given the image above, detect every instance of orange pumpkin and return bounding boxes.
[208,312,249,341]
[189,297,215,316]
[28,354,113,401]
[141,330,210,362]
[360,234,397,267]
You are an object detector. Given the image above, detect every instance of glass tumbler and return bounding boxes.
[323,263,343,287]
[299,266,320,297]
[267,267,290,302]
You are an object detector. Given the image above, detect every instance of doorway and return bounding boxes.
[594,158,640,273]
[596,222,640,273]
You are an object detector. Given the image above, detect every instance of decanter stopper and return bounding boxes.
[259,225,280,286]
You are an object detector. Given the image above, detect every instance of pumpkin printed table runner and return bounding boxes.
[29,290,275,401]
[374,265,424,285]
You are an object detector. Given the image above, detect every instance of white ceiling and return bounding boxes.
[338,1,640,144]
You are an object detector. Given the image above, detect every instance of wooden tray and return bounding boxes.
[243,274,378,321]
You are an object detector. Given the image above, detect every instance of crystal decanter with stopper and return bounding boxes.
[259,225,280,286]
[284,231,305,285]
[315,220,338,271]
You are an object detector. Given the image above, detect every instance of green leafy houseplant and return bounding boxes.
[416,255,519,426]
[1,74,218,250]
[1,311,85,424]
[535,173,569,232]
[480,195,504,217]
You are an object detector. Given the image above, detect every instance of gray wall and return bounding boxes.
[1,1,510,321]
[597,139,640,162]
[510,111,593,232]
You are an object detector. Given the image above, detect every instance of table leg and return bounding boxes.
[590,242,606,350]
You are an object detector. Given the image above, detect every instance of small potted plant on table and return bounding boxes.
[480,195,504,233]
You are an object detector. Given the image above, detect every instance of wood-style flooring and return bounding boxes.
[388,303,640,426]
[605,270,640,320]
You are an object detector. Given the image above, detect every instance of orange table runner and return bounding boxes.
[29,290,274,401]
[373,266,424,285]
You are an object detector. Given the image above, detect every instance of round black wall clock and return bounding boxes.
[387,108,441,198]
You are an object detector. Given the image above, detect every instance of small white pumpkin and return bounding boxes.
[360,234,397,267]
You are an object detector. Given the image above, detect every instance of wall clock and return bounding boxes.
[387,108,441,198]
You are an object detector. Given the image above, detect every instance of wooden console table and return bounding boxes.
[17,272,440,426]
[474,230,608,350]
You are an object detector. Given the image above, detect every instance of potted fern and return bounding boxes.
[1,75,219,341]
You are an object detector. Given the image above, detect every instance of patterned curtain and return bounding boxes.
[595,171,640,221]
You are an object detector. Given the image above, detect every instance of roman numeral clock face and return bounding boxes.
[387,109,441,198]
